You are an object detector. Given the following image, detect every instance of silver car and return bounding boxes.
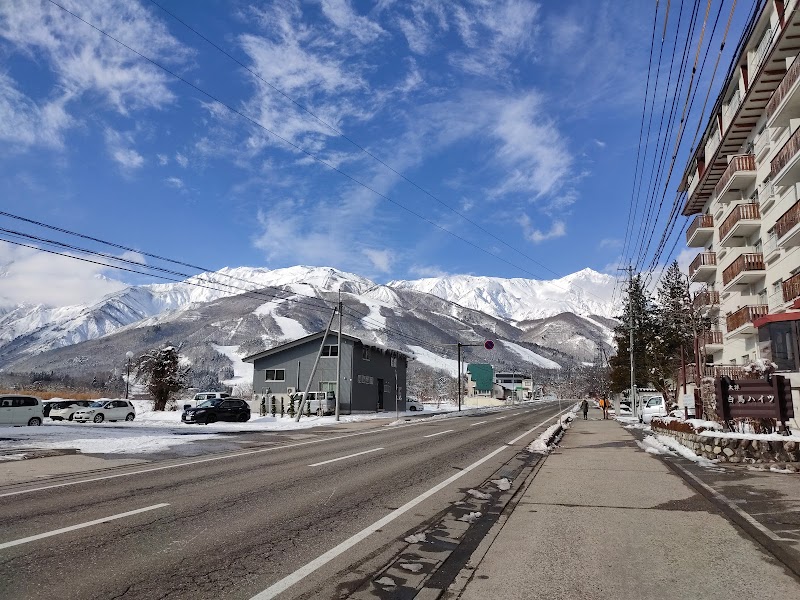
[48,400,93,421]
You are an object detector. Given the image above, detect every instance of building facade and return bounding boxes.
[679,0,800,425]
[243,331,409,413]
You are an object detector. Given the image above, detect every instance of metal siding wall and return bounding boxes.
[350,342,408,412]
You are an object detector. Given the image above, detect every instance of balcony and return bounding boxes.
[751,28,776,76]
[688,252,717,283]
[726,305,769,336]
[722,252,765,288]
[766,53,800,129]
[763,232,781,262]
[715,154,756,201]
[755,130,771,161]
[686,214,714,247]
[718,203,761,246]
[759,179,777,213]
[784,272,800,305]
[693,290,720,310]
[771,127,800,187]
[682,364,748,384]
[699,330,724,351]
[775,198,800,247]
[722,89,742,132]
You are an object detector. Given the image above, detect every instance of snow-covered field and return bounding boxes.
[0,398,541,456]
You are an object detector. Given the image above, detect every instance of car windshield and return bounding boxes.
[88,401,105,408]
[197,399,222,408]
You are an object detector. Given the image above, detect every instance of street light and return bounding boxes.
[125,351,134,399]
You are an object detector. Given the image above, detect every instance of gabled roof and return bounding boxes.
[467,363,494,392]
[242,330,411,363]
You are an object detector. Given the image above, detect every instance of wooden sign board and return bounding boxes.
[714,375,794,425]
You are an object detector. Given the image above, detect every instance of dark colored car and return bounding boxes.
[182,398,250,425]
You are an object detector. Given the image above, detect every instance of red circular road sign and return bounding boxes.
[484,340,494,350]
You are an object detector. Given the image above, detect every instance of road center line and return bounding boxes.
[469,421,488,427]
[423,429,454,438]
[0,503,170,550]
[495,416,508,420]
[309,448,383,467]
[250,445,509,600]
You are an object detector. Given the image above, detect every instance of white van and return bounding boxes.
[183,391,230,410]
[639,395,668,424]
[0,395,44,426]
[296,391,336,415]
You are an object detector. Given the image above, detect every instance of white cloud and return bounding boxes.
[520,215,566,244]
[409,264,449,278]
[0,241,128,308]
[363,248,393,272]
[157,153,169,166]
[175,153,188,168]
[0,73,73,149]
[105,128,144,172]
[165,176,185,189]
[593,139,607,148]
[599,238,622,250]
[319,0,385,43]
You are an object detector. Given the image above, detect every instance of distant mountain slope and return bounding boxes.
[516,312,617,363]
[386,268,618,322]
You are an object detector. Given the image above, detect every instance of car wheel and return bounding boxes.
[93,413,105,423]
[237,413,249,422]
[205,414,217,425]
[27,417,42,426]
[125,413,135,421]
[68,413,74,421]
[409,406,417,411]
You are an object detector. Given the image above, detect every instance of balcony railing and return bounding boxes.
[775,198,800,239]
[704,128,721,161]
[693,290,720,309]
[715,154,755,197]
[783,272,800,303]
[771,126,800,178]
[719,203,760,240]
[726,305,768,332]
[689,252,717,278]
[699,330,723,346]
[722,253,765,285]
[724,90,742,124]
[683,364,749,384]
[686,214,713,242]
[752,28,775,73]
[766,52,800,120]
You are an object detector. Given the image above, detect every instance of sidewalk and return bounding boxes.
[451,413,800,599]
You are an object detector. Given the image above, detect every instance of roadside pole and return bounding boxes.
[335,291,342,421]
[295,307,337,421]
[619,265,637,418]
[444,339,494,412]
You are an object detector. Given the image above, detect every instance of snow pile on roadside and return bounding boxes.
[637,433,717,468]
[698,430,800,443]
[526,407,578,454]
[458,511,482,523]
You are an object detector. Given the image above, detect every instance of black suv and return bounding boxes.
[182,398,250,424]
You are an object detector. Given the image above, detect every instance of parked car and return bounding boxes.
[48,400,94,421]
[42,400,59,418]
[293,391,336,415]
[0,395,44,426]
[406,398,424,411]
[639,395,668,424]
[182,391,231,409]
[182,398,250,424]
[73,400,136,423]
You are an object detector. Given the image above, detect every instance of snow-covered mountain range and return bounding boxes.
[0,266,620,379]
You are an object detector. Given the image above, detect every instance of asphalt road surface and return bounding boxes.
[0,401,569,600]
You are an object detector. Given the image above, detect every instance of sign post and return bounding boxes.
[444,340,493,411]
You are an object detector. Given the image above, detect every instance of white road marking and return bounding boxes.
[309,448,383,467]
[495,416,508,420]
[672,464,794,543]
[249,445,509,600]
[249,406,568,600]
[0,422,423,498]
[423,430,454,438]
[0,503,169,550]
[469,421,488,427]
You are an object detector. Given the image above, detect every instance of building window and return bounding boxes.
[322,345,338,357]
[319,382,337,396]
[362,347,370,361]
[265,369,285,381]
[390,355,397,367]
[357,374,374,385]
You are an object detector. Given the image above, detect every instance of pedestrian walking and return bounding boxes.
[580,398,589,420]
[259,396,266,417]
[601,397,609,420]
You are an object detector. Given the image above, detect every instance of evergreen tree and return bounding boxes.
[288,394,296,417]
[135,346,189,411]
[609,274,657,394]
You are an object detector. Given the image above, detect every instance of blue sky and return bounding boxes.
[0,0,749,307]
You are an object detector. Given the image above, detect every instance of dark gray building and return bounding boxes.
[242,331,410,413]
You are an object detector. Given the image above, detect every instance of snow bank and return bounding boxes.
[636,433,718,468]
[526,407,577,453]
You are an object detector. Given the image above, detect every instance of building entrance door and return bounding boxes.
[377,378,384,411]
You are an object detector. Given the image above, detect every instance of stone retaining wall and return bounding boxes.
[651,424,800,465]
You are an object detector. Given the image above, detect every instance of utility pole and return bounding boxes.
[618,266,637,418]
[295,307,337,422]
[444,339,490,411]
[335,290,343,421]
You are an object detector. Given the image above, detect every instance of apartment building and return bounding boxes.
[679,0,800,424]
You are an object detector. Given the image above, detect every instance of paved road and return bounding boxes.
[0,402,568,600]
